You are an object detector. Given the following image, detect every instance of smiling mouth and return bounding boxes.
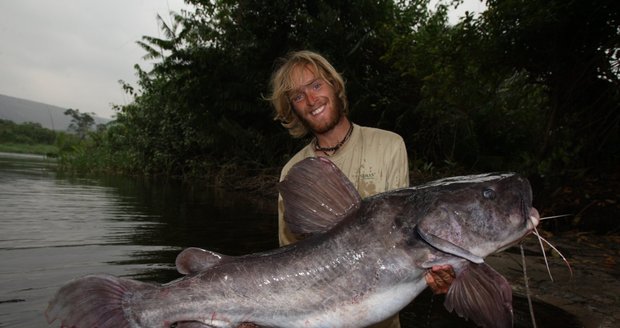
[311,105,325,116]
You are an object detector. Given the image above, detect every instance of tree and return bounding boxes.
[384,0,619,174]
[482,0,620,170]
[64,108,95,140]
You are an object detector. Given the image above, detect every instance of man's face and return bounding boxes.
[288,65,341,134]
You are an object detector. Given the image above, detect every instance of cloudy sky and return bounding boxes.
[0,0,484,119]
[0,0,191,119]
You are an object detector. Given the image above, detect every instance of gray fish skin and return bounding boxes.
[46,158,539,328]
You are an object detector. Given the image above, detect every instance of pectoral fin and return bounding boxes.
[444,262,513,328]
[278,157,361,238]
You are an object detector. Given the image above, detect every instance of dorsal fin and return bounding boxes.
[444,262,513,328]
[278,157,361,239]
[175,247,230,275]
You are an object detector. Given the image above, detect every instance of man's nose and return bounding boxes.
[305,90,317,106]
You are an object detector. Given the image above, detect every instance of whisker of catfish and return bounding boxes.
[539,214,572,221]
[532,226,554,281]
[532,228,574,278]
[521,243,538,328]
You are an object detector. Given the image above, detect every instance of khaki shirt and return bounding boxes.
[277,124,409,328]
[278,124,409,244]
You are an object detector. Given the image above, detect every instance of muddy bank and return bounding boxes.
[488,231,620,328]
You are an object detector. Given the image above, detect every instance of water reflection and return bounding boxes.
[0,152,277,327]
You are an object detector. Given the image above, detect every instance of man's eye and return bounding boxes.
[291,94,304,103]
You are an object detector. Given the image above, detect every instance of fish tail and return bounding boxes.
[45,274,155,328]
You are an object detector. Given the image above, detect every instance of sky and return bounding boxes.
[0,0,191,119]
[0,0,485,120]
[432,0,486,25]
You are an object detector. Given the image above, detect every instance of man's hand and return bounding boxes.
[424,265,455,294]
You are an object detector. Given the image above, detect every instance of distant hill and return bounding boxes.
[0,94,111,131]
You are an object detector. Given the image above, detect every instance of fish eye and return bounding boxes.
[482,188,496,200]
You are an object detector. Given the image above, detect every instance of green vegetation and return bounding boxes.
[0,119,56,145]
[0,113,114,173]
[107,0,617,180]
[64,108,96,140]
[0,119,59,155]
[0,142,57,156]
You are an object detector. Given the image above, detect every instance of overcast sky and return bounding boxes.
[0,0,484,119]
[0,0,190,119]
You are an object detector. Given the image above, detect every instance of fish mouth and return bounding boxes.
[529,207,540,227]
[416,227,485,263]
[490,207,542,254]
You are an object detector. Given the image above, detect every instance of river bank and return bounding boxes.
[488,231,620,328]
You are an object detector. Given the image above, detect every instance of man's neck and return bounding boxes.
[314,118,352,149]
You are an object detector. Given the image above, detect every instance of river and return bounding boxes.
[0,152,277,327]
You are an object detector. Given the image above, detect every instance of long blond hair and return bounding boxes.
[268,50,348,138]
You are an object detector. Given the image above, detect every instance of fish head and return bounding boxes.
[415,173,539,263]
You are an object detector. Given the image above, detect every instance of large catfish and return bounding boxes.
[46,157,539,328]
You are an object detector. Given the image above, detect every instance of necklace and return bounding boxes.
[314,123,354,155]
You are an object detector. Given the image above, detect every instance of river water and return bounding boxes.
[0,152,277,327]
[0,152,583,328]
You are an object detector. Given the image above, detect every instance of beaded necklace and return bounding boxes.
[314,123,354,156]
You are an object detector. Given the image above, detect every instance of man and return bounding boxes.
[268,50,453,328]
[270,50,410,246]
